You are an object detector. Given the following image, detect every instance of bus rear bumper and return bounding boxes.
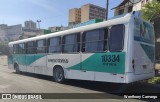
[125,72,155,83]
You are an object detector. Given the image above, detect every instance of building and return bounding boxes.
[24,20,37,29]
[114,0,158,16]
[69,3,106,27]
[0,24,7,41]
[69,8,81,27]
[7,24,23,41]
[49,26,68,33]
[23,20,44,38]
[81,4,106,23]
[22,27,44,38]
[0,29,6,41]
[0,24,23,41]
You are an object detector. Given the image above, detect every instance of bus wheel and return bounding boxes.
[53,66,65,83]
[14,64,21,74]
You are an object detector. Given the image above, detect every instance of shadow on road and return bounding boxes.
[12,72,160,101]
[13,72,160,93]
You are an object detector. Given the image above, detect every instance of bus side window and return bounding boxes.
[9,46,13,56]
[13,44,19,54]
[26,41,36,54]
[18,43,25,54]
[62,33,80,53]
[37,39,46,54]
[48,37,61,53]
[82,28,108,52]
[109,24,125,52]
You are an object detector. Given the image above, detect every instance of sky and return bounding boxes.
[0,0,122,29]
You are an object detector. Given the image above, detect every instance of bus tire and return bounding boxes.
[53,66,65,83]
[14,63,21,74]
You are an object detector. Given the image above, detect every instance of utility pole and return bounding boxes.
[106,0,109,20]
[37,20,41,35]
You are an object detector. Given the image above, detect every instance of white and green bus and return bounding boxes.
[8,12,155,83]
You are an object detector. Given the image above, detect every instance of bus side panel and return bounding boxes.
[133,42,154,74]
[17,54,27,72]
[11,54,27,72]
[8,55,14,69]
[67,52,126,83]
[47,53,81,76]
[34,54,47,75]
[26,54,36,73]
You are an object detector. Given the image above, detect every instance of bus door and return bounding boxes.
[61,34,81,72]
[18,43,27,72]
[26,41,36,73]
[35,39,47,75]
[81,29,108,80]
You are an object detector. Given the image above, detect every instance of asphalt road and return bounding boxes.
[0,55,159,102]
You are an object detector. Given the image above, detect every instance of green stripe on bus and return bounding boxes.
[68,52,125,74]
[12,54,46,65]
[140,44,154,63]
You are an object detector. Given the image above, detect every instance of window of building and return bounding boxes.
[37,39,46,53]
[62,33,80,53]
[142,0,145,7]
[26,41,36,54]
[118,9,124,15]
[128,6,133,13]
[48,37,61,53]
[18,43,25,54]
[109,24,125,52]
[82,28,108,52]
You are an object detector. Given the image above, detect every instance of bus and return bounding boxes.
[8,12,155,83]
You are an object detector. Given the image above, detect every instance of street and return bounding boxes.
[0,55,159,102]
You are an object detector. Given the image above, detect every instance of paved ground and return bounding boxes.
[0,55,159,102]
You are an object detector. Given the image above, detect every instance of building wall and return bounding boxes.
[0,24,7,41]
[0,24,23,41]
[69,8,81,26]
[81,4,90,23]
[69,3,106,26]
[7,24,23,41]
[25,20,37,29]
[49,26,68,32]
[114,0,156,16]
[81,4,106,23]
[0,29,6,41]
[133,0,155,11]
[22,27,44,38]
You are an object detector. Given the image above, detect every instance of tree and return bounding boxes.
[142,1,160,58]
[141,1,160,39]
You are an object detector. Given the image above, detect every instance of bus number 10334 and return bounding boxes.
[101,55,120,63]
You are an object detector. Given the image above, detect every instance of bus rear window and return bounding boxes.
[109,24,125,52]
